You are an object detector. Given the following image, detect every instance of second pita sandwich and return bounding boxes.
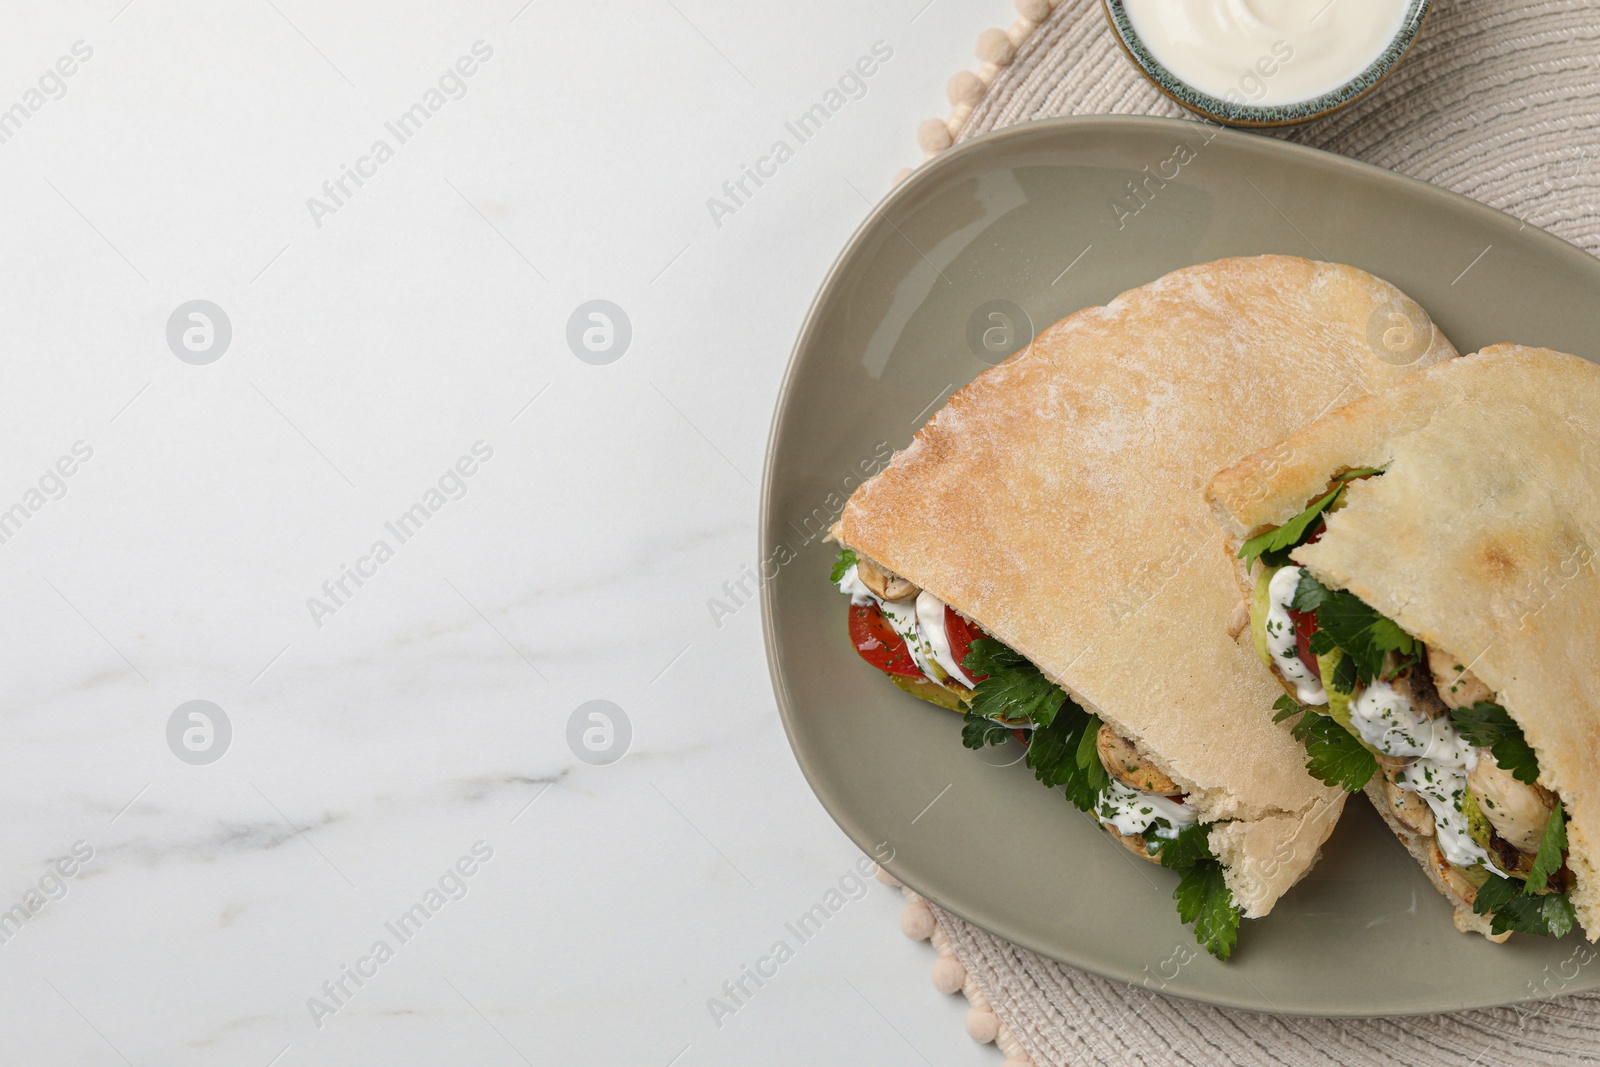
[1208,344,1600,943]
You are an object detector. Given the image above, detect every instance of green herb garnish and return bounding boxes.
[961,639,1105,808]
[1272,694,1378,792]
[830,549,857,583]
[963,639,1068,728]
[959,711,1011,749]
[1236,468,1381,571]
[1174,859,1241,961]
[1291,575,1417,685]
[1473,872,1575,938]
[1526,800,1567,895]
[1450,702,1541,784]
[1155,822,1212,873]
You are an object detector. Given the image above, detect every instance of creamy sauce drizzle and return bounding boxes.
[1348,679,1495,870]
[1096,780,1199,841]
[1121,0,1412,106]
[1264,566,1326,705]
[837,564,982,695]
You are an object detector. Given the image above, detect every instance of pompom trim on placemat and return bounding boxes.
[874,863,1037,1067]
[897,0,1066,186]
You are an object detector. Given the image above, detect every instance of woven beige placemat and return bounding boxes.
[885,2,1600,1064]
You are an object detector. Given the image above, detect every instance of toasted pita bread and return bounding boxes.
[1207,344,1600,938]
[838,255,1456,916]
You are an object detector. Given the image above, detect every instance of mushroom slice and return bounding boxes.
[1390,664,1450,721]
[1467,750,1555,853]
[1427,646,1494,710]
[856,557,919,602]
[1096,724,1179,795]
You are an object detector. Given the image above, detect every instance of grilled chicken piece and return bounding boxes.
[1428,840,1481,909]
[1102,822,1163,865]
[1096,724,1179,795]
[1427,647,1494,710]
[1383,773,1435,836]
[1468,750,1556,853]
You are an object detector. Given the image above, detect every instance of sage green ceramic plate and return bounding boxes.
[762,115,1600,1015]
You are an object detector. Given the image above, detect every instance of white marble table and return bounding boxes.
[0,1,1010,1064]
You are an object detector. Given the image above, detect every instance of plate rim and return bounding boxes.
[759,113,1600,1017]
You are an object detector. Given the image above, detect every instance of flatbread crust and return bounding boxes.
[1207,344,1600,938]
[838,255,1455,916]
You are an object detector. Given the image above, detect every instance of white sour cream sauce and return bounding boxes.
[1264,566,1326,705]
[1348,679,1496,870]
[1122,0,1411,106]
[837,564,977,689]
[1097,780,1199,841]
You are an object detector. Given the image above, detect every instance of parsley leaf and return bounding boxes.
[1329,651,1358,695]
[1450,702,1541,784]
[1076,714,1103,772]
[1304,587,1417,685]
[1289,570,1334,613]
[960,711,1010,750]
[1174,860,1241,961]
[1473,872,1576,938]
[1156,822,1212,872]
[829,549,857,583]
[963,639,1068,728]
[1237,469,1382,571]
[1526,801,1567,895]
[1271,695,1377,792]
[1271,693,1305,725]
[1024,704,1109,810]
[961,639,1108,809]
[1238,485,1343,571]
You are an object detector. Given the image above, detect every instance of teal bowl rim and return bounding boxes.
[1102,0,1433,128]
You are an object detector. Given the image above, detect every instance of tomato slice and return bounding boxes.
[1289,606,1321,680]
[846,600,923,677]
[943,606,988,683]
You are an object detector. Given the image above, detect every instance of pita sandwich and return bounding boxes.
[828,255,1456,958]
[1207,344,1600,943]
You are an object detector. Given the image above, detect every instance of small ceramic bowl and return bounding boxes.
[1103,0,1433,128]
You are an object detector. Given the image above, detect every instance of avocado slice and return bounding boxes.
[1462,787,1494,851]
[889,673,968,712]
[1311,648,1383,754]
[1250,565,1278,671]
